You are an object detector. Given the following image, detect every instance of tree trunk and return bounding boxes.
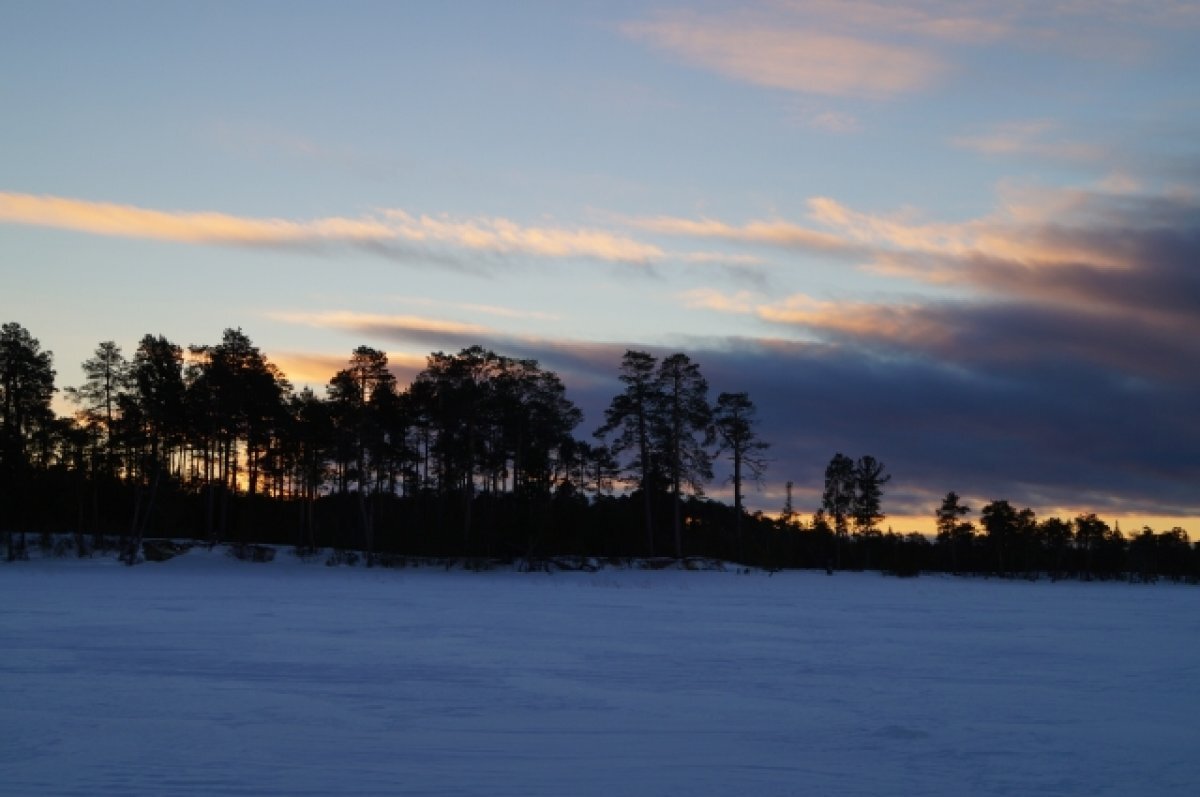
[733,453,743,559]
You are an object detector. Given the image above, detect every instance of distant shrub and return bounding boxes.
[144,539,192,562]
[229,543,276,563]
[291,546,323,562]
[325,549,359,567]
[52,536,76,558]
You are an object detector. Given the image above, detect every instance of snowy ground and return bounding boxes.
[2,548,1198,796]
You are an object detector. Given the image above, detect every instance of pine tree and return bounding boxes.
[0,322,56,558]
[65,341,132,479]
[713,391,769,543]
[657,353,713,559]
[596,350,663,555]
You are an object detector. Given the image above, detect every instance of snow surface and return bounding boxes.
[2,549,1198,796]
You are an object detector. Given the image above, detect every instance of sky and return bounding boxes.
[3,0,1199,533]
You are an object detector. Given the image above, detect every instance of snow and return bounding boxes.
[2,548,1198,796]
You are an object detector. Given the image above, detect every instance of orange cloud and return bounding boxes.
[270,353,359,387]
[623,11,944,98]
[0,191,393,245]
[377,209,662,263]
[632,214,852,252]
[271,351,429,392]
[678,287,954,348]
[631,182,1175,303]
[779,0,1012,44]
[951,120,1105,162]
[756,294,950,346]
[680,287,760,314]
[0,191,662,265]
[805,189,1142,277]
[268,311,490,338]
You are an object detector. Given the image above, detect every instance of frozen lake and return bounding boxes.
[2,548,1198,796]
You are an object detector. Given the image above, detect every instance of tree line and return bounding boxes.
[1,320,1196,581]
[0,323,771,564]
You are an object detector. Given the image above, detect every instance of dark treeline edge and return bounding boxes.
[1,322,1196,581]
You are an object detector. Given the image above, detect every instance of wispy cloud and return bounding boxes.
[271,350,427,389]
[780,0,1200,47]
[631,213,855,253]
[951,120,1105,163]
[454,303,560,322]
[775,1,1012,44]
[0,191,395,245]
[673,182,1200,390]
[623,1,1200,110]
[804,110,863,134]
[622,10,945,98]
[680,287,760,314]
[268,311,490,342]
[0,191,664,265]
[756,294,953,347]
[394,298,563,323]
[376,209,662,262]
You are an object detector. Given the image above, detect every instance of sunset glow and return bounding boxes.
[3,1,1198,529]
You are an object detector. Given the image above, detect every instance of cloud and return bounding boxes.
[623,2,1200,112]
[454,303,560,322]
[348,317,1200,520]
[656,180,1200,522]
[265,280,1200,523]
[622,11,945,98]
[780,0,1200,49]
[268,311,491,351]
[775,1,1013,44]
[951,120,1106,163]
[819,186,1200,334]
[0,191,395,246]
[675,251,767,267]
[0,191,664,266]
[631,213,856,253]
[805,110,863,134]
[672,183,1200,382]
[376,209,662,263]
[680,288,760,314]
[271,350,427,390]
[685,336,1200,521]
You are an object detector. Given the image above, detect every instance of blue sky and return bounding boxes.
[3,1,1199,531]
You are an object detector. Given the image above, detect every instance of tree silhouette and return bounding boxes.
[979,500,1036,576]
[65,341,131,479]
[186,328,289,543]
[1039,516,1072,579]
[851,455,890,537]
[127,335,187,479]
[596,350,663,556]
[285,387,333,550]
[327,345,396,558]
[1074,513,1110,581]
[0,323,57,558]
[821,453,855,565]
[713,391,769,543]
[935,491,973,573]
[657,353,713,559]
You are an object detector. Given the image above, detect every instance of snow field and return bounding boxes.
[2,549,1198,796]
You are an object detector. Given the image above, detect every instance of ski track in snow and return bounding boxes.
[2,549,1198,796]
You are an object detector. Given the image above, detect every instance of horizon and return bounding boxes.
[3,1,1198,534]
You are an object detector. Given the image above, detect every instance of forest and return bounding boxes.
[1,321,1196,581]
